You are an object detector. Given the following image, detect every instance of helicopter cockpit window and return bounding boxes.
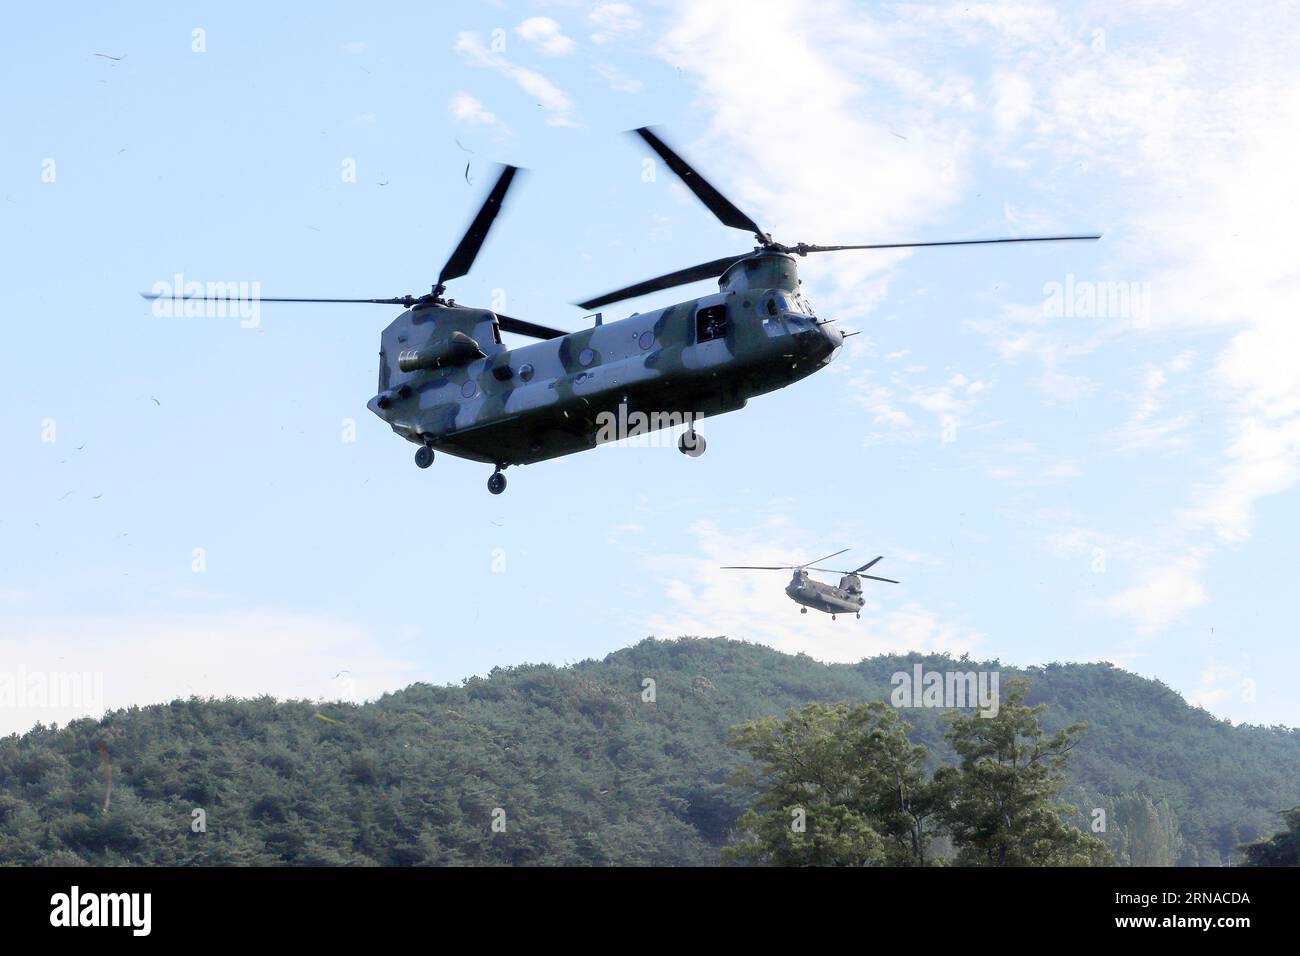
[696,304,728,343]
[761,305,786,338]
[783,294,815,327]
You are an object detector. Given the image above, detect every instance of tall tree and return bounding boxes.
[850,702,940,866]
[935,678,1109,866]
[1111,793,1184,866]
[724,701,938,866]
[1240,806,1300,866]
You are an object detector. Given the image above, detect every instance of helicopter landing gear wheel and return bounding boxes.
[679,428,706,457]
[832,614,837,621]
[855,612,860,620]
[487,469,507,495]
[800,607,807,615]
[414,445,434,469]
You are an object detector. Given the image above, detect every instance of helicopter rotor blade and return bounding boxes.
[633,127,763,238]
[495,312,568,340]
[576,254,748,311]
[719,565,797,571]
[855,556,884,573]
[141,292,570,341]
[801,548,851,569]
[139,291,425,307]
[789,234,1101,255]
[437,164,522,290]
[805,566,900,584]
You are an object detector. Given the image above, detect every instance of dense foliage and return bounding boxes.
[725,680,1110,866]
[933,679,1108,866]
[0,638,1295,865]
[1240,807,1299,866]
[724,700,937,866]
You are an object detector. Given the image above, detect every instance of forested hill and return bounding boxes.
[1,637,1296,866]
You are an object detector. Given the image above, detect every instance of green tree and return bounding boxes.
[723,701,938,866]
[1240,806,1300,865]
[1,639,1296,867]
[935,678,1109,866]
[852,702,941,865]
[1106,793,1184,866]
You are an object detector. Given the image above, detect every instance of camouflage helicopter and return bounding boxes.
[143,128,1098,494]
[722,548,899,620]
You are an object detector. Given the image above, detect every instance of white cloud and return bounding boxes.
[888,2,1300,633]
[991,71,1034,134]
[847,372,913,432]
[1186,662,1257,712]
[911,373,990,443]
[1183,416,1300,543]
[1109,355,1198,452]
[593,62,643,93]
[0,610,417,737]
[1052,14,1300,621]
[516,17,576,56]
[1105,556,1208,634]
[449,91,508,133]
[846,367,989,445]
[589,3,642,45]
[454,32,578,127]
[657,1,969,302]
[644,518,981,662]
[1042,460,1081,480]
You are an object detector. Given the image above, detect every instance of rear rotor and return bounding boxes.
[577,126,1101,311]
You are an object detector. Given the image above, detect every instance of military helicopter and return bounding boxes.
[142,128,1099,494]
[722,548,898,620]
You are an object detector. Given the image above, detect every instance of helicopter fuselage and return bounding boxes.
[785,569,868,616]
[367,252,843,467]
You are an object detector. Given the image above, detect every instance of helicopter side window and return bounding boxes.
[695,305,728,343]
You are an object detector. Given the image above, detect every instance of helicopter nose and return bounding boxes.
[814,319,843,364]
[822,320,844,349]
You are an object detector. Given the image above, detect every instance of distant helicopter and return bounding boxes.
[142,128,1098,493]
[722,548,898,619]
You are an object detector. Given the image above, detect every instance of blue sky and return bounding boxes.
[3,1,1299,735]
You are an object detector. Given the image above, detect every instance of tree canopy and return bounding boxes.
[0,638,1295,865]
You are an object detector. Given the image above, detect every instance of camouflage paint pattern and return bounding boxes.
[784,570,870,616]
[366,251,843,467]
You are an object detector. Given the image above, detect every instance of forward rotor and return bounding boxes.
[722,550,900,585]
[720,547,852,572]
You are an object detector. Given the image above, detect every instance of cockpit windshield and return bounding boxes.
[773,293,816,319]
